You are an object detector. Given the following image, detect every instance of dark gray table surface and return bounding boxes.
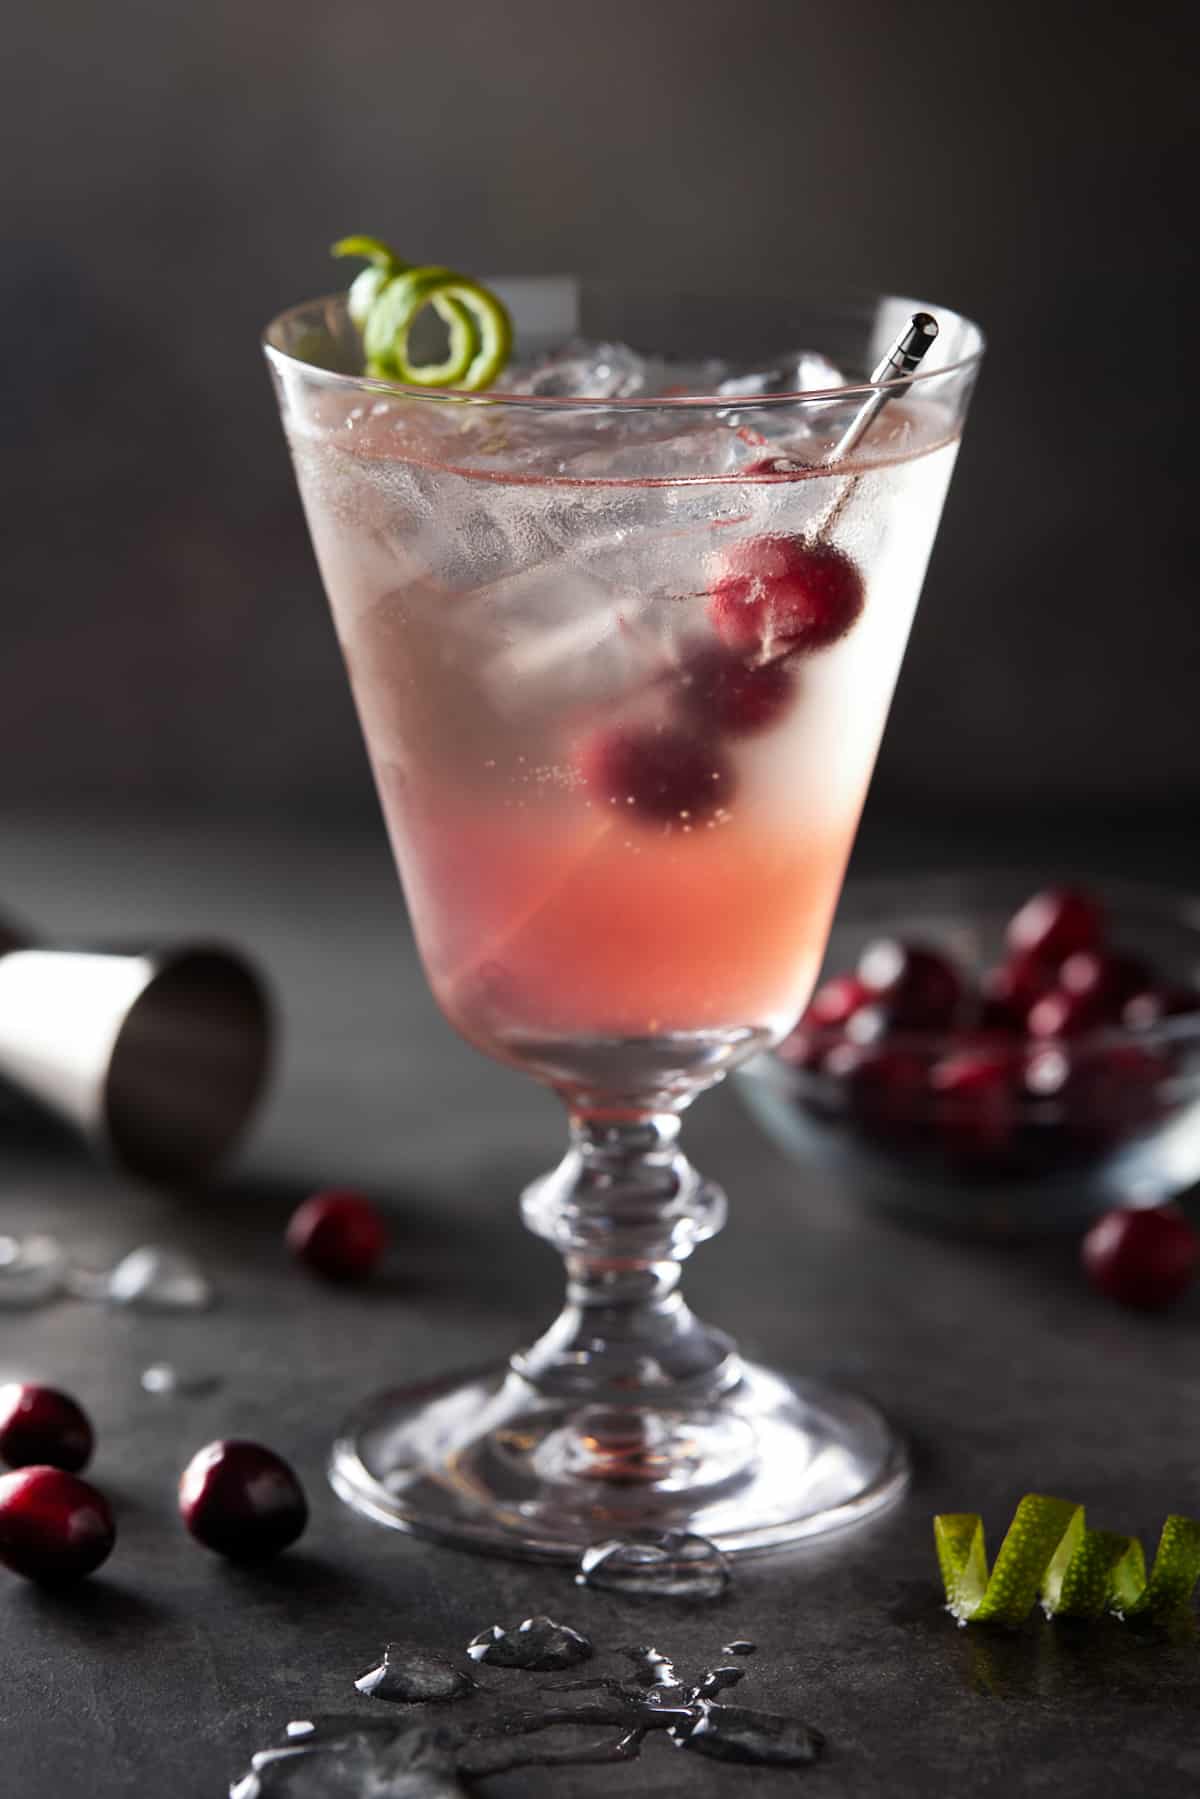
[2,811,1199,1798]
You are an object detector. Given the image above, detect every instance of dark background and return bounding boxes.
[3,0,1196,830]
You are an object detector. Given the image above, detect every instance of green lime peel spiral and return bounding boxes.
[332,236,512,391]
[935,1496,1200,1626]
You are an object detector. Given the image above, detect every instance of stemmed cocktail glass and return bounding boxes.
[265,283,983,1560]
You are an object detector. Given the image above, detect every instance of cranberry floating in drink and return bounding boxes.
[709,537,865,659]
[266,259,983,1556]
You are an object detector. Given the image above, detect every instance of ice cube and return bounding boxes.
[499,340,646,399]
[564,416,755,482]
[718,349,847,399]
[718,349,858,448]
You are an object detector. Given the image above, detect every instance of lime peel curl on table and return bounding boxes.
[935,1495,1200,1625]
[332,236,512,392]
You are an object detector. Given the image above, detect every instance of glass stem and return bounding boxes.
[514,1112,740,1406]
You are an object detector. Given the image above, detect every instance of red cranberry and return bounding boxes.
[826,1041,930,1141]
[578,724,733,824]
[1024,1043,1072,1100]
[981,951,1056,1028]
[844,1003,894,1046]
[1059,950,1150,1017]
[1027,986,1106,1039]
[1082,1206,1198,1309]
[709,537,864,659]
[1005,886,1104,965]
[0,1467,115,1583]
[1123,986,1200,1031]
[0,1384,93,1473]
[856,938,962,1030]
[805,973,873,1030]
[1066,1044,1166,1136]
[779,976,872,1072]
[775,1023,826,1072]
[179,1440,308,1561]
[287,1190,388,1283]
[676,645,794,738]
[931,1045,1017,1160]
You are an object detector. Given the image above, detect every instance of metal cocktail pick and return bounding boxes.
[0,916,272,1185]
[827,311,940,465]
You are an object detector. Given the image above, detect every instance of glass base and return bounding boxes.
[329,1359,908,1560]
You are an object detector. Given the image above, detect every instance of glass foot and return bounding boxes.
[329,1360,908,1560]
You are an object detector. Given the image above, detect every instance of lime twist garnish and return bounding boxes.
[935,1495,1200,1626]
[331,236,512,392]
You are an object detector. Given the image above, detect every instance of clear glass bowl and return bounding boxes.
[737,873,1200,1237]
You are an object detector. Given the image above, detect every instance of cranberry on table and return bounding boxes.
[577,723,734,824]
[287,1189,388,1282]
[1005,886,1104,966]
[0,1383,93,1473]
[856,938,963,1030]
[675,644,794,738]
[709,536,864,659]
[0,1467,115,1583]
[179,1439,308,1561]
[1082,1206,1198,1309]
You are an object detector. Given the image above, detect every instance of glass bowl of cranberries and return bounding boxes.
[738,876,1200,1236]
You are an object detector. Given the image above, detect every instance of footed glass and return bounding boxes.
[265,282,983,1558]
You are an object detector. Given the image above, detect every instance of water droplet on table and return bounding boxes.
[619,1644,683,1689]
[69,1245,212,1310]
[231,1620,826,1788]
[140,1364,222,1398]
[229,1715,468,1797]
[466,1615,593,1671]
[356,1644,476,1704]
[577,1529,731,1600]
[0,1234,66,1307]
[696,1664,746,1697]
[670,1703,825,1766]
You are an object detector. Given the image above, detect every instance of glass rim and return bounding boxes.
[261,283,986,413]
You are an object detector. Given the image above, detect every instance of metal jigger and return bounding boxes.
[0,915,272,1185]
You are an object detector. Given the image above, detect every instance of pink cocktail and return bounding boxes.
[267,282,983,1559]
